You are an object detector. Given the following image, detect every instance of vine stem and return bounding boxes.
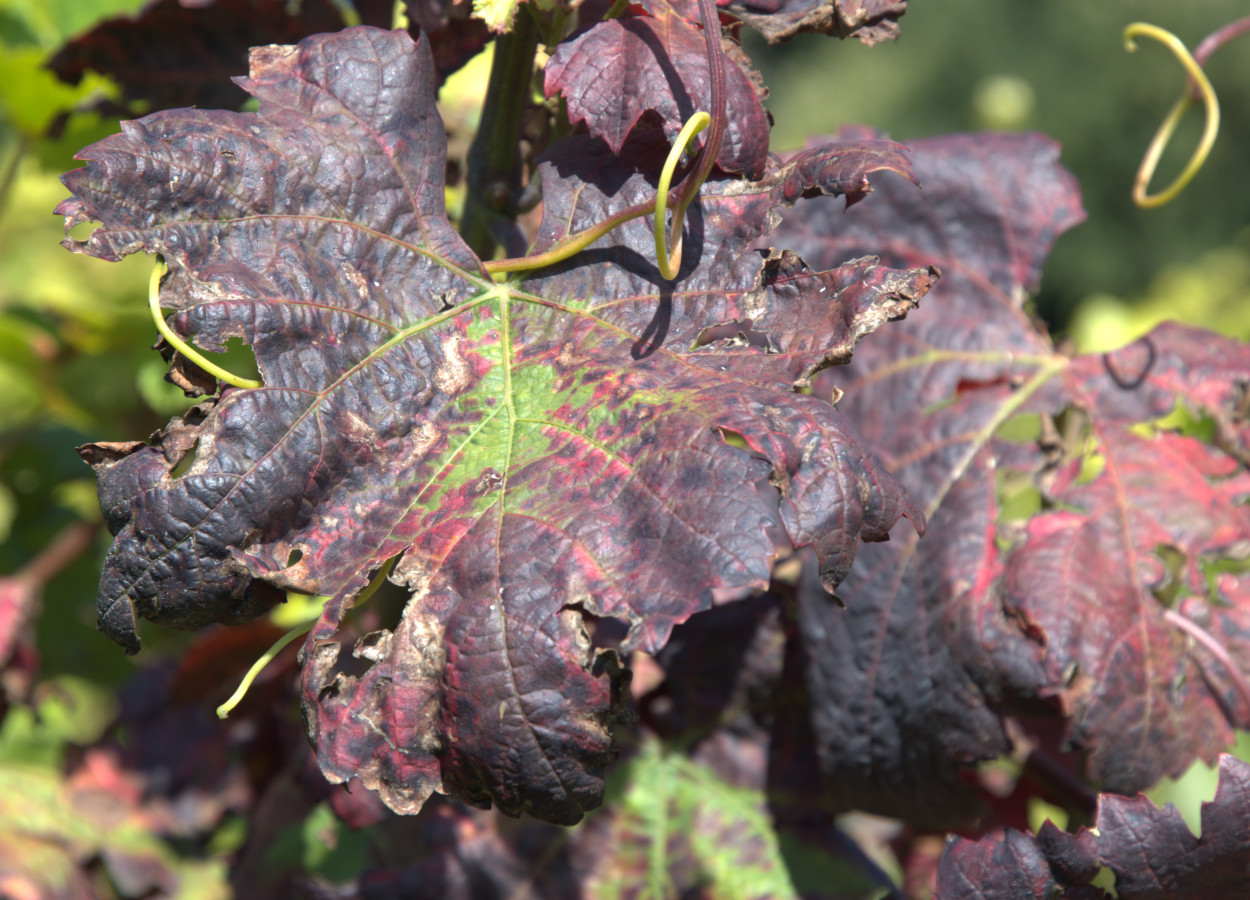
[1193,17,1250,78]
[1164,608,1250,722]
[682,0,728,210]
[655,112,711,279]
[8,520,101,589]
[461,8,541,261]
[1,522,101,659]
[215,619,311,718]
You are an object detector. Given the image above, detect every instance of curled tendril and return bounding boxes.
[216,556,398,719]
[484,0,726,279]
[149,257,262,390]
[655,111,712,281]
[1124,22,1220,208]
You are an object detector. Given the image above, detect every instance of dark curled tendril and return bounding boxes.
[1103,336,1157,390]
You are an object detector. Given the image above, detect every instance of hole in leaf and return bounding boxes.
[350,554,409,638]
[1154,400,1218,440]
[1150,544,1191,608]
[997,412,1042,444]
[996,467,1041,524]
[1091,867,1118,894]
[693,319,774,352]
[1075,446,1105,484]
[164,335,263,396]
[286,548,303,567]
[1204,556,1250,604]
[212,336,262,383]
[562,604,632,650]
[718,427,748,450]
[168,438,199,478]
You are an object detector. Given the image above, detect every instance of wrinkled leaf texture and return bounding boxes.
[775,130,1250,828]
[60,27,932,823]
[545,8,771,178]
[934,754,1250,900]
[721,0,907,45]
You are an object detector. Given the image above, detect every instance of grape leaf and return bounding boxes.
[722,0,907,45]
[934,753,1250,900]
[47,0,389,110]
[60,27,930,822]
[767,131,1083,827]
[773,130,1250,825]
[544,10,771,178]
[46,0,484,112]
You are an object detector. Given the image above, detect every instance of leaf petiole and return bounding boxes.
[149,257,262,390]
[655,111,711,280]
[1124,23,1220,208]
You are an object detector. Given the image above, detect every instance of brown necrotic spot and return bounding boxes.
[434,334,473,395]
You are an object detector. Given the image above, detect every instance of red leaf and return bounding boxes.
[61,28,929,822]
[544,12,771,178]
[771,127,1250,824]
[935,754,1250,900]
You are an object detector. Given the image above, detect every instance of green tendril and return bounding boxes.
[1124,22,1220,208]
[216,557,398,719]
[215,617,313,719]
[484,201,654,276]
[149,257,262,390]
[655,111,712,281]
[329,0,362,27]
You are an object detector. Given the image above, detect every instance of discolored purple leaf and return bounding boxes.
[722,0,907,45]
[61,28,929,822]
[47,0,394,111]
[544,12,771,178]
[773,129,1250,825]
[47,0,485,113]
[935,754,1250,900]
[773,131,1084,827]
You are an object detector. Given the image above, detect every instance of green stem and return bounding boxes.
[215,620,311,718]
[484,198,657,275]
[461,8,541,260]
[328,0,362,26]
